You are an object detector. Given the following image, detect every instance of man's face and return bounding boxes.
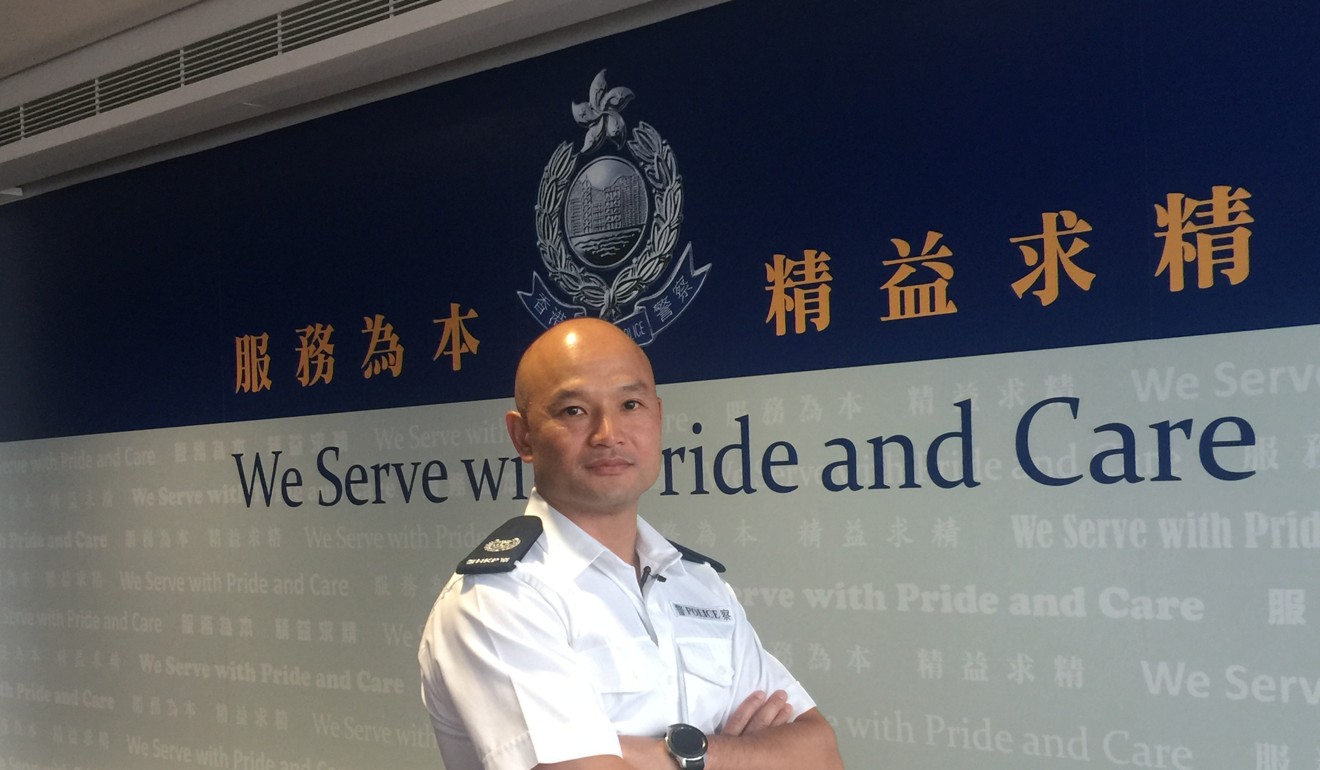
[506,323,663,520]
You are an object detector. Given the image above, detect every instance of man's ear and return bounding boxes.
[505,410,534,462]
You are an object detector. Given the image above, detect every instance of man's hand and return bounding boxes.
[618,690,789,770]
[720,690,792,737]
[618,691,841,770]
[706,706,843,770]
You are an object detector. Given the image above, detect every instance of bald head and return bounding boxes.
[513,318,655,415]
[505,318,663,522]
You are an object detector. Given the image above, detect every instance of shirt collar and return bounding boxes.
[635,514,685,575]
[525,490,684,580]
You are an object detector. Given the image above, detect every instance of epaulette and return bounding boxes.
[669,540,726,573]
[456,516,543,574]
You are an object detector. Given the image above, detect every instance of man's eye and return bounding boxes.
[562,406,585,417]
[622,400,642,410]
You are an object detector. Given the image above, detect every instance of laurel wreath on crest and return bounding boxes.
[483,537,521,553]
[535,121,683,320]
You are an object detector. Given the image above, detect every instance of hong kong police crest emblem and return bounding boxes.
[518,70,709,344]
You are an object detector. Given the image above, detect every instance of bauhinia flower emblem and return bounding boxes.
[572,70,634,153]
[520,68,709,344]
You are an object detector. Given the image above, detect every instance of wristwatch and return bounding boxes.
[664,723,708,769]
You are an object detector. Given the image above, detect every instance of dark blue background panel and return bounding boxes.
[2,0,1317,441]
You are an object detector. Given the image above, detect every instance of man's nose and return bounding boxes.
[590,413,621,445]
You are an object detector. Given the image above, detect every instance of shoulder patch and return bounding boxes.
[669,540,726,573]
[456,516,543,574]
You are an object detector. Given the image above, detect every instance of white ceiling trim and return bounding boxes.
[0,0,724,203]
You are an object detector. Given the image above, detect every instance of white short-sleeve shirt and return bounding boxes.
[418,493,814,770]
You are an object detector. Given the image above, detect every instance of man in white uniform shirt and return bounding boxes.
[419,318,843,770]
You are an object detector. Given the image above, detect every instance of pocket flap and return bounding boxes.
[677,637,734,686]
[579,641,656,694]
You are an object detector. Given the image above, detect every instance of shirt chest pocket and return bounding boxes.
[676,635,736,726]
[677,637,735,687]
[579,640,657,694]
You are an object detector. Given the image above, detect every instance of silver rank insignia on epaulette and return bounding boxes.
[456,516,544,574]
[669,540,726,573]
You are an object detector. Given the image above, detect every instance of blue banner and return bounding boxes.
[1,0,1317,439]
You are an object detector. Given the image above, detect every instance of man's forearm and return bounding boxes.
[535,754,636,770]
[621,709,843,770]
[705,709,843,770]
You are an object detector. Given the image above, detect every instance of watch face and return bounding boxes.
[668,724,707,757]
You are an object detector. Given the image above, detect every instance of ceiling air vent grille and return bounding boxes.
[0,0,446,150]
[99,52,184,112]
[182,18,281,85]
[0,107,20,146]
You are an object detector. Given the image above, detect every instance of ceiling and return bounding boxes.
[0,0,204,79]
[0,0,719,202]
